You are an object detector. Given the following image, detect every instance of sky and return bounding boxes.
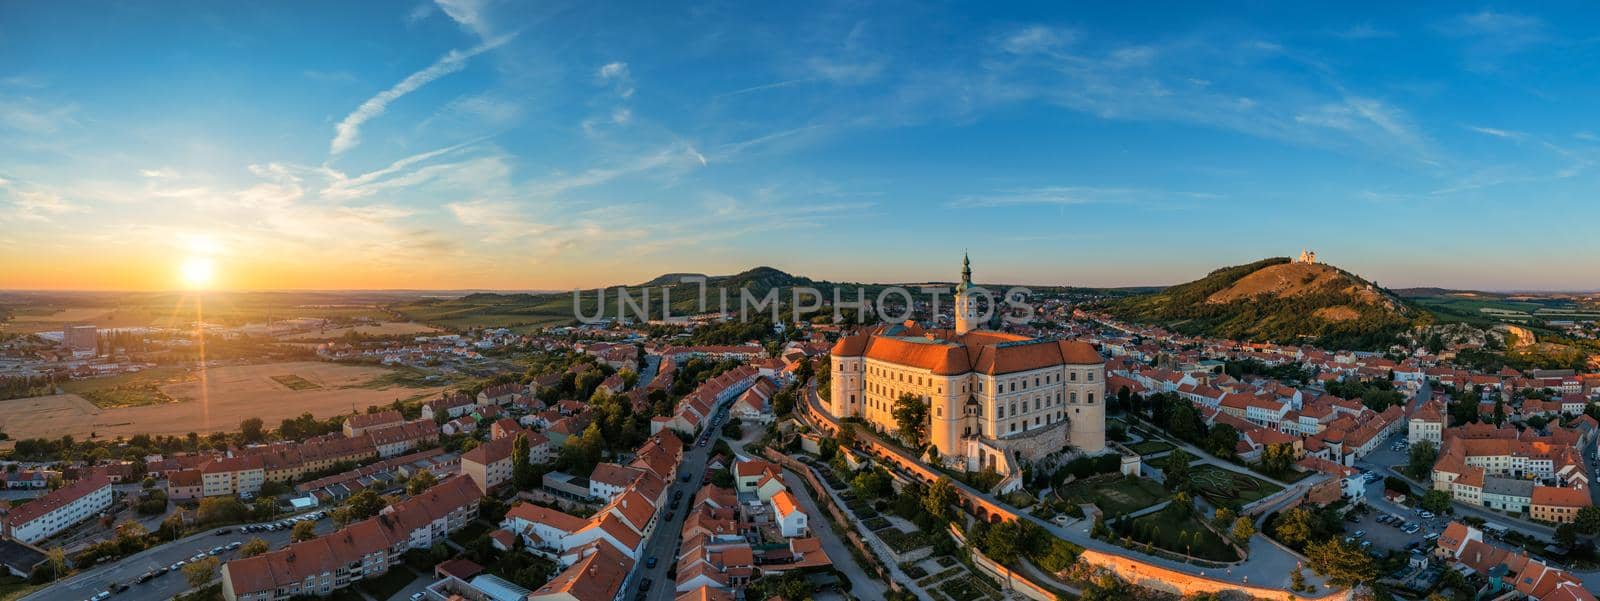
[2,1,1598,292]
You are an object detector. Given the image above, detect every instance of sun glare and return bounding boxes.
[180,257,216,289]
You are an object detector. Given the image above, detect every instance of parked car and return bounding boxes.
[646,557,658,568]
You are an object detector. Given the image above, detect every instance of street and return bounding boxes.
[627,404,725,601]
[24,515,332,601]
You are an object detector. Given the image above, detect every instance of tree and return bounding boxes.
[239,538,270,558]
[890,393,929,447]
[240,417,265,442]
[1305,538,1376,586]
[1575,506,1600,535]
[1260,443,1295,476]
[512,432,537,489]
[1407,440,1438,480]
[407,469,439,496]
[183,556,220,589]
[291,520,318,542]
[1163,450,1192,493]
[1421,490,1451,514]
[1231,516,1257,542]
[1555,523,1578,548]
[336,489,386,525]
[45,547,67,580]
[1213,507,1237,530]
[837,423,857,447]
[197,497,249,525]
[925,477,957,522]
[983,520,1022,565]
[1205,423,1240,459]
[1273,507,1315,548]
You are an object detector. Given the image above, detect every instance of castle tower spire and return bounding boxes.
[955,252,977,334]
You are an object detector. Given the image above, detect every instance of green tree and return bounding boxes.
[407,469,438,496]
[1260,443,1295,477]
[1420,490,1451,514]
[1163,450,1192,493]
[890,393,929,447]
[1306,538,1377,586]
[183,556,220,589]
[513,433,536,489]
[1407,440,1438,480]
[196,497,249,525]
[1213,507,1237,530]
[1555,523,1578,548]
[291,520,317,542]
[1205,423,1240,459]
[239,538,270,558]
[1231,516,1257,542]
[1575,506,1600,535]
[837,423,857,447]
[336,489,387,525]
[1273,507,1315,548]
[924,477,957,522]
[240,417,265,442]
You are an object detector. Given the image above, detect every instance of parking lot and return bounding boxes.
[1342,504,1437,556]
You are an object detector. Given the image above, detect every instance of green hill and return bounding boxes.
[1108,257,1425,349]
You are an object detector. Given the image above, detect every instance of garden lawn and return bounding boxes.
[1128,440,1175,455]
[1056,474,1168,516]
[1190,465,1283,506]
[1128,507,1241,562]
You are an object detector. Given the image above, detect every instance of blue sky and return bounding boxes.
[2,1,1598,291]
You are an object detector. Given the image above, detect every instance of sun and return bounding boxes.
[180,257,216,289]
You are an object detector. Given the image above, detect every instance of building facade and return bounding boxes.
[828,257,1106,471]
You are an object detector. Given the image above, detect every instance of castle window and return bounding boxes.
[998,406,1004,418]
[1070,392,1078,403]
[1089,372,1096,382]
[1009,382,1015,392]
[1088,393,1096,404]
[1034,377,1040,386]
[1009,423,1016,433]
[1010,403,1016,416]
[1035,417,1040,426]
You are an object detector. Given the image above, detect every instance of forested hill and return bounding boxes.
[1107,257,1426,350]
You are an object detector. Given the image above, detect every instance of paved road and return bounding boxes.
[637,355,662,389]
[628,404,727,601]
[779,468,887,598]
[26,515,332,601]
[1356,431,1555,542]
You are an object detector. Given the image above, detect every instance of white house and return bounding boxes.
[770,491,807,538]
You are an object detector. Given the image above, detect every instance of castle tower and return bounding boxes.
[954,253,979,335]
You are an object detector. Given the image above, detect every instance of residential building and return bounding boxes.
[2,476,113,543]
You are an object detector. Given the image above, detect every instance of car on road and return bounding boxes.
[1419,510,1435,519]
[641,578,653,590]
[227,541,243,550]
[89,591,110,600]
[680,474,691,482]
[210,546,225,555]
[646,557,658,568]
[409,594,424,601]
[171,560,185,570]
[214,528,232,535]
[1354,530,1365,538]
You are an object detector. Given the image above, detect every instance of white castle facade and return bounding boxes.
[828,255,1106,472]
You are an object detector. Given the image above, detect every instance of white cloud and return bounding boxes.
[433,0,495,39]
[0,97,78,134]
[610,108,632,125]
[329,33,515,156]
[596,61,634,98]
[805,57,884,84]
[139,168,180,179]
[1466,125,1524,140]
[6,188,83,222]
[1001,26,1076,55]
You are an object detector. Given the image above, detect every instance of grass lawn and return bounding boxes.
[1128,507,1240,562]
[1057,474,1168,516]
[0,576,43,601]
[1191,465,1283,506]
[357,568,419,600]
[1128,440,1175,455]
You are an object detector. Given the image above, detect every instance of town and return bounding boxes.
[0,256,1594,601]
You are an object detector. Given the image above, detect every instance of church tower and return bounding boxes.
[954,253,979,335]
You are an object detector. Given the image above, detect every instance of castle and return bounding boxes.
[828,254,1106,472]
[1295,249,1318,264]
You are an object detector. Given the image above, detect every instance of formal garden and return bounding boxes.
[1054,473,1168,516]
[1189,464,1283,506]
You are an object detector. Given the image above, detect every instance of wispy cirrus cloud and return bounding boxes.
[329,33,516,156]
[1466,125,1525,140]
[945,186,1216,209]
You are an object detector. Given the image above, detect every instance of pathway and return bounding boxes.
[779,469,889,598]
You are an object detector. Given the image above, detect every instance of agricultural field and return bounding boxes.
[278,321,441,340]
[1190,465,1283,506]
[0,290,416,334]
[1056,473,1168,516]
[59,366,191,408]
[0,362,443,441]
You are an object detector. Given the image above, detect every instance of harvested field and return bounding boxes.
[0,362,442,441]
